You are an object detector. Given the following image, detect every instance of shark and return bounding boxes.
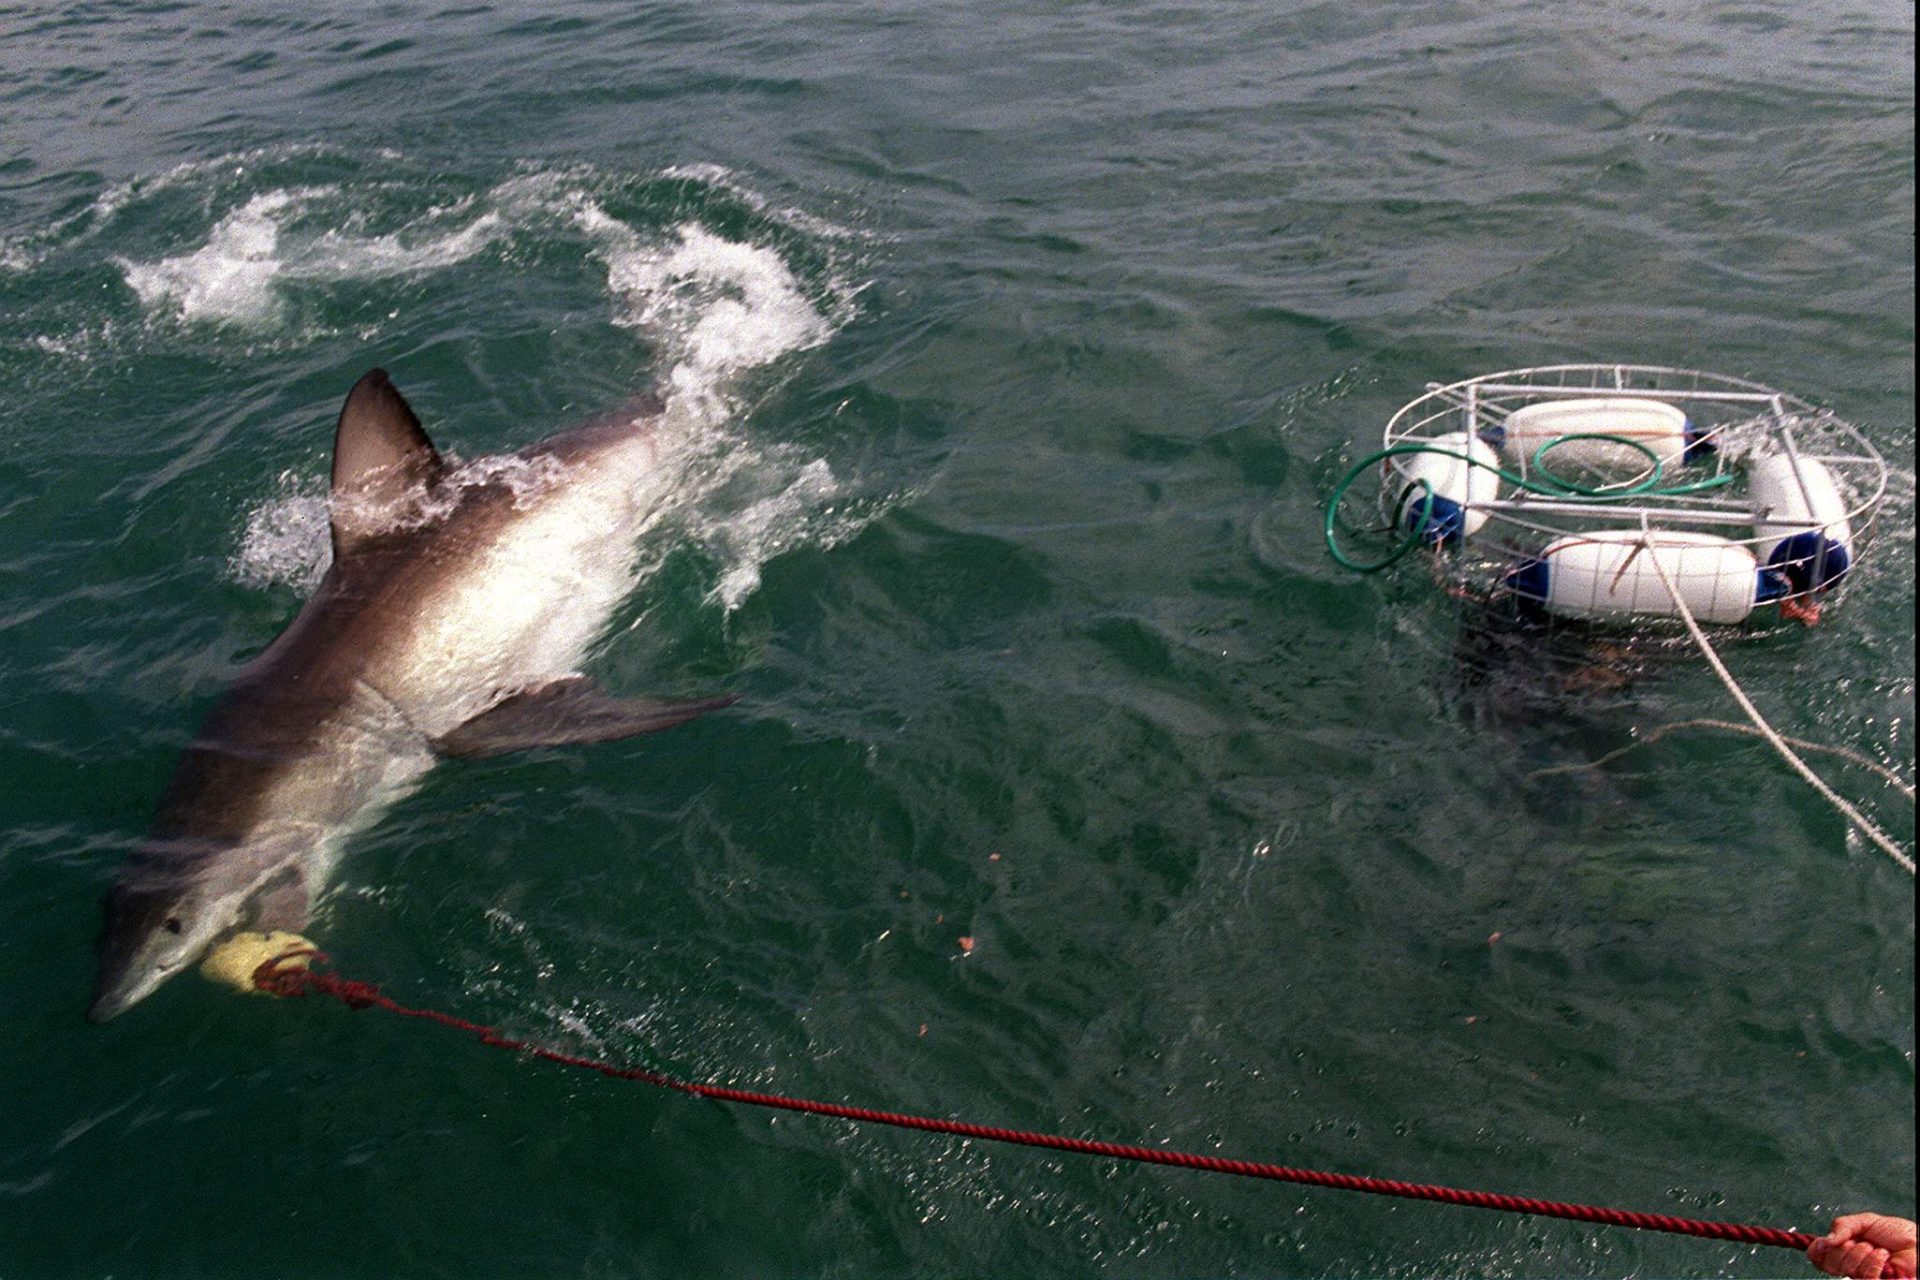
[89,369,736,1021]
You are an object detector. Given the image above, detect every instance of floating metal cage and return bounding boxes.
[1359,364,1890,628]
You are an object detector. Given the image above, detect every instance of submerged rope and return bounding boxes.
[1640,536,1914,874]
[254,952,1814,1254]
[1527,717,1917,801]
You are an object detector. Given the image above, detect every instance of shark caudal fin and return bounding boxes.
[331,368,445,556]
[432,677,740,759]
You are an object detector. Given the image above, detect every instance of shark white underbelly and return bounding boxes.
[371,428,670,734]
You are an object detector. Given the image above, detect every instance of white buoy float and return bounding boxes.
[1749,451,1853,592]
[1505,531,1779,625]
[1390,430,1499,544]
[1498,396,1701,476]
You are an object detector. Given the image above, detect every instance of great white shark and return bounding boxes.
[89,369,735,1021]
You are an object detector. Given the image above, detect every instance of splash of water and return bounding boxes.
[119,188,507,326]
[121,191,300,326]
[706,458,839,610]
[608,223,833,415]
[231,471,331,592]
[200,160,886,612]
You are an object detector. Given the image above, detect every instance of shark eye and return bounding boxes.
[163,917,183,935]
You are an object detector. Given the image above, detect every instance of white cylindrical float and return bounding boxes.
[1499,397,1697,476]
[1505,530,1778,624]
[1749,451,1853,592]
[1391,430,1499,544]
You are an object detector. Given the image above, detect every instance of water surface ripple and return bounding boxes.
[0,2,1912,1277]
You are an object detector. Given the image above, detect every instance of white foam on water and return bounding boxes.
[658,161,745,191]
[122,191,300,326]
[302,209,506,281]
[31,321,121,359]
[659,162,875,244]
[706,458,838,610]
[119,188,507,326]
[231,471,332,591]
[557,193,883,610]
[219,161,892,614]
[599,220,835,418]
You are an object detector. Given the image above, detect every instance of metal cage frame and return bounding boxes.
[1376,364,1889,623]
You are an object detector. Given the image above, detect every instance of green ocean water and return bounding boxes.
[0,2,1912,1276]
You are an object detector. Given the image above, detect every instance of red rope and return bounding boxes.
[255,955,1814,1253]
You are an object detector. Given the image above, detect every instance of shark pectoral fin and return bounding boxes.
[432,678,740,759]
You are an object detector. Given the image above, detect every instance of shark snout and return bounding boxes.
[90,873,216,1022]
[85,985,136,1023]
[87,942,187,1022]
[87,961,158,1023]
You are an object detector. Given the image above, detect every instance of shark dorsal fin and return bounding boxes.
[330,369,444,557]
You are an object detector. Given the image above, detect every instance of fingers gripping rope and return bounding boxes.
[250,952,1815,1254]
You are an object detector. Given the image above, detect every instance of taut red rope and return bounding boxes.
[254,954,1814,1253]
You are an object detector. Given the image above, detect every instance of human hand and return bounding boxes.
[1807,1213,1917,1279]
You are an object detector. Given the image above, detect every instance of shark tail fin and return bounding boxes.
[432,677,739,760]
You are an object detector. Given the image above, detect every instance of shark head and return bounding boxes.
[87,839,253,1022]
[89,370,441,1024]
